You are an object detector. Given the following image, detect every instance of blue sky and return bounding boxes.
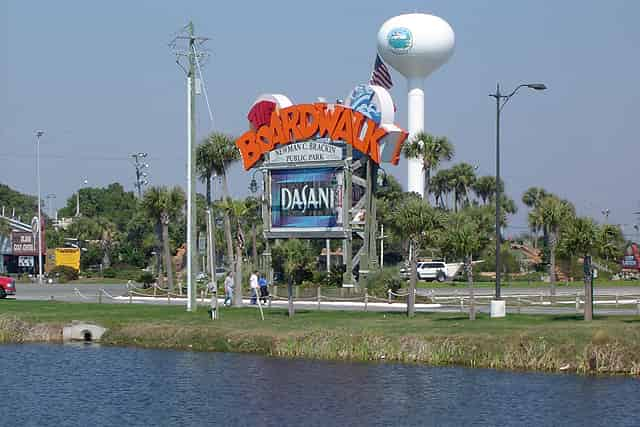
[2,0,639,239]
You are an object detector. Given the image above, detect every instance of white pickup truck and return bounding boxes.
[400,261,464,282]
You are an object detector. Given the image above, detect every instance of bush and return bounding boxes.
[102,268,117,278]
[137,272,155,288]
[50,265,79,283]
[363,268,402,295]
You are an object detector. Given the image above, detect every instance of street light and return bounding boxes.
[35,130,44,285]
[76,179,89,217]
[489,83,546,315]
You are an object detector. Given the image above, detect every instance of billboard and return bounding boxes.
[11,231,45,256]
[55,248,80,271]
[271,167,343,231]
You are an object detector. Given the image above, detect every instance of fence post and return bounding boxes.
[268,294,272,309]
[387,289,392,304]
[129,289,132,304]
[364,289,368,312]
[273,285,278,300]
[295,286,300,298]
[460,297,464,312]
[517,297,521,314]
[540,293,544,303]
[615,292,619,308]
[167,291,171,305]
[154,285,157,297]
[97,290,102,304]
[201,289,205,304]
[317,287,321,310]
[575,295,580,313]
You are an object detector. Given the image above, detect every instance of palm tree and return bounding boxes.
[440,212,490,320]
[390,196,446,317]
[278,239,315,317]
[402,132,454,202]
[97,219,118,269]
[598,224,624,263]
[430,169,453,209]
[560,216,603,321]
[522,187,550,248]
[522,187,549,209]
[472,176,503,205]
[221,198,249,306]
[448,163,477,212]
[529,195,574,297]
[142,186,185,291]
[198,132,240,273]
[243,197,262,268]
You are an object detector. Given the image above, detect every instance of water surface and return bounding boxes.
[2,344,638,426]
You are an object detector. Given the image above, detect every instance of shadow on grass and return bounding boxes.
[549,315,585,322]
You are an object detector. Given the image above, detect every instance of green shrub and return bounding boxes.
[363,268,402,295]
[50,265,79,283]
[137,272,155,287]
[102,268,117,278]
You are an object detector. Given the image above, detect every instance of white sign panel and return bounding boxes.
[268,141,343,165]
[18,256,34,267]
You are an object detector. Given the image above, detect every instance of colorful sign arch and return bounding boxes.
[235,87,408,170]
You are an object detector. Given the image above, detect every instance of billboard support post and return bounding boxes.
[343,144,354,287]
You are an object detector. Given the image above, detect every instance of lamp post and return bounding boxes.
[35,130,44,285]
[76,179,88,217]
[489,83,546,316]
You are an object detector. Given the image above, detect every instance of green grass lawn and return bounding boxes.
[2,300,638,339]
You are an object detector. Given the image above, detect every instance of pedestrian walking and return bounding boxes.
[223,271,234,307]
[250,270,259,305]
[259,274,269,304]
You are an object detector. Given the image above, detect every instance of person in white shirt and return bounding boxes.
[223,272,234,307]
[249,270,259,305]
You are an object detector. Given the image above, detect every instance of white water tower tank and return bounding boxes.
[377,14,455,197]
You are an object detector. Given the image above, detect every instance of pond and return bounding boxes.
[2,344,638,426]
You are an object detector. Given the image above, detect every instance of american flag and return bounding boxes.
[369,54,393,89]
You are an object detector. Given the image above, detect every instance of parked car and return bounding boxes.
[416,262,448,282]
[197,267,228,283]
[400,261,464,282]
[0,276,16,299]
[214,267,227,280]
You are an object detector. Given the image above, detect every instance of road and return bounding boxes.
[5,282,640,316]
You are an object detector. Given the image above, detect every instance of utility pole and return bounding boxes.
[132,153,149,197]
[35,130,44,285]
[172,22,208,312]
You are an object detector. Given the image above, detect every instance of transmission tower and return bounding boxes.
[132,152,149,197]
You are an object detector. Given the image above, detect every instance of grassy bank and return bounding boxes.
[1,301,639,375]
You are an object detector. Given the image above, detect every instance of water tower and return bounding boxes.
[377,13,455,197]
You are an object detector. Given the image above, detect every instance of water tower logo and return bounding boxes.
[387,27,412,54]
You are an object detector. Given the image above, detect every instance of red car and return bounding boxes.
[0,276,16,299]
